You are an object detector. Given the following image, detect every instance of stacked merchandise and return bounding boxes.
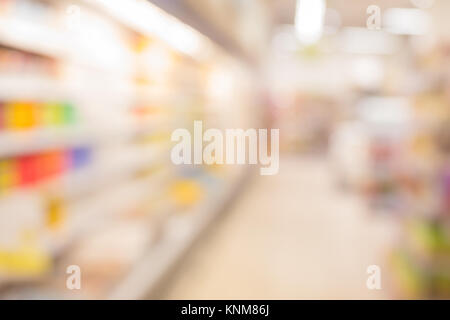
[0,0,255,299]
[357,43,450,298]
[389,63,450,299]
[363,119,408,211]
[277,93,339,153]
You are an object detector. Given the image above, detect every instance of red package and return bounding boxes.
[17,154,40,186]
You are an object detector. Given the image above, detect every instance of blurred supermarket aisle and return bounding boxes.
[1,0,450,300]
[161,155,398,299]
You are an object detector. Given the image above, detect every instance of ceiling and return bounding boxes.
[269,0,417,27]
[148,0,444,64]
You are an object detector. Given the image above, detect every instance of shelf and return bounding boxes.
[0,16,66,61]
[108,167,248,299]
[0,127,93,158]
[0,118,172,159]
[0,15,133,77]
[0,142,171,205]
[55,143,172,198]
[51,166,174,256]
[0,74,66,101]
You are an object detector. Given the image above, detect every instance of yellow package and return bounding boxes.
[0,230,51,277]
[40,103,63,126]
[5,102,36,130]
[0,159,17,193]
[170,179,204,207]
[46,197,67,232]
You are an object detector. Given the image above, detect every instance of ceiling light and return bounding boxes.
[295,0,326,45]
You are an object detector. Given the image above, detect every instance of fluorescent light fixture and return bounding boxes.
[383,8,432,35]
[87,0,211,59]
[295,0,326,45]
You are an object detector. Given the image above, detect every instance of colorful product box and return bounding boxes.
[0,101,78,131]
[0,159,17,193]
[17,151,68,186]
[39,151,68,178]
[62,102,77,125]
[17,155,40,186]
[0,102,4,130]
[39,152,60,179]
[5,102,37,130]
[70,147,91,169]
[40,103,64,126]
[1,146,90,193]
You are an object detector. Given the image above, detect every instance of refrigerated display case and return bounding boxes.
[0,0,257,299]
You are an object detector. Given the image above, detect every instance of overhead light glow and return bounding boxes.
[88,0,211,59]
[294,0,326,45]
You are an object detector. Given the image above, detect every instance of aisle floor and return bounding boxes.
[162,156,398,299]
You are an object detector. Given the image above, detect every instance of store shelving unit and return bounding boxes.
[0,0,255,299]
[353,44,450,299]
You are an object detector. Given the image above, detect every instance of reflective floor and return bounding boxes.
[162,156,399,299]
